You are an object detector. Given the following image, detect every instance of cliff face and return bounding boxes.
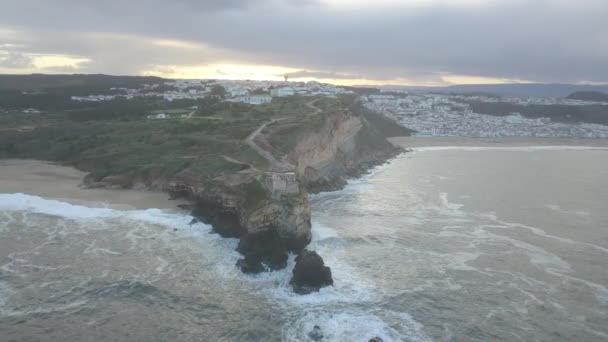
[165,100,405,273]
[167,170,311,250]
[286,106,403,193]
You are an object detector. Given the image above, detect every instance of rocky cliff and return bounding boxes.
[163,98,407,273]
[285,104,404,192]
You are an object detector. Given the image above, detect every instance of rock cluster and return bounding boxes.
[236,230,288,273]
[290,250,334,294]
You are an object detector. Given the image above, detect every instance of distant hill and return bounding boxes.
[0,74,165,95]
[566,91,608,102]
[380,83,608,98]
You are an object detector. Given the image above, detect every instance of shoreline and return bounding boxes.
[390,136,608,148]
[0,159,186,212]
[3,136,607,210]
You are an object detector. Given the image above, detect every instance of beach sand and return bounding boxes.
[0,159,186,211]
[390,136,608,148]
[2,138,607,209]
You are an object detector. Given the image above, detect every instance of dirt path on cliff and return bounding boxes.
[304,98,322,115]
[245,97,324,172]
[245,118,291,171]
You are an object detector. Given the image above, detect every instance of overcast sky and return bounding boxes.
[0,0,606,85]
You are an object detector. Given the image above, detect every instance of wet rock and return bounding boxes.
[168,186,190,200]
[308,325,324,341]
[290,250,333,294]
[188,218,198,226]
[177,204,192,211]
[369,337,383,342]
[236,230,288,274]
[191,199,245,238]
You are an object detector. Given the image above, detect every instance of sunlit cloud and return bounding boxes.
[143,63,299,81]
[32,54,90,69]
[441,74,532,85]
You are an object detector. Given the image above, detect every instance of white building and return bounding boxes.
[270,87,295,97]
[229,87,248,97]
[229,95,272,105]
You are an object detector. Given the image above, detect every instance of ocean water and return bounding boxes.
[1,146,608,341]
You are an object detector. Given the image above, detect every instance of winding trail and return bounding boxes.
[245,118,290,171]
[304,98,323,115]
[245,97,324,172]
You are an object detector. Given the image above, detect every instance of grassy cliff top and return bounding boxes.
[0,89,337,182]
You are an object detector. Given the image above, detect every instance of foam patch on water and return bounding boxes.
[282,310,431,342]
[439,192,463,211]
[0,193,207,230]
[0,281,15,315]
[311,221,339,243]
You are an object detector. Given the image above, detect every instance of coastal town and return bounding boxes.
[9,76,608,139]
[71,79,354,104]
[362,93,608,138]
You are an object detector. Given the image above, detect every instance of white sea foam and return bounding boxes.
[0,193,208,230]
[282,310,431,342]
[311,221,339,243]
[439,192,463,211]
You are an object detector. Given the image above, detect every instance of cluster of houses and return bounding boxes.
[362,93,608,138]
[71,79,353,106]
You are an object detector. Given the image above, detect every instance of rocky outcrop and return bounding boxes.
[284,104,404,193]
[167,168,311,273]
[236,229,288,273]
[165,99,405,278]
[308,326,324,341]
[290,250,334,294]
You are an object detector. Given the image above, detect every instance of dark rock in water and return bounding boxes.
[191,199,245,238]
[188,218,199,226]
[290,250,333,294]
[236,230,288,274]
[168,186,190,200]
[177,204,192,211]
[308,325,324,341]
[369,338,383,342]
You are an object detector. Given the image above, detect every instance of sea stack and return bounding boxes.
[290,250,334,294]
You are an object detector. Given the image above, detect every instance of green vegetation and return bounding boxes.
[0,75,405,186]
[0,79,328,183]
[0,74,162,94]
[0,116,268,180]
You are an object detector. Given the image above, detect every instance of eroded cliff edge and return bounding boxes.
[163,96,411,273]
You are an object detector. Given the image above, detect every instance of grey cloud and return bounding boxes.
[284,70,365,80]
[0,51,34,69]
[0,0,606,84]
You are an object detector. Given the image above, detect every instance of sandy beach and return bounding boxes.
[390,136,608,148]
[0,159,186,211]
[2,138,607,209]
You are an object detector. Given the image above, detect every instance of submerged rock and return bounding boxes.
[308,325,324,341]
[236,230,288,274]
[369,338,384,342]
[289,250,333,294]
